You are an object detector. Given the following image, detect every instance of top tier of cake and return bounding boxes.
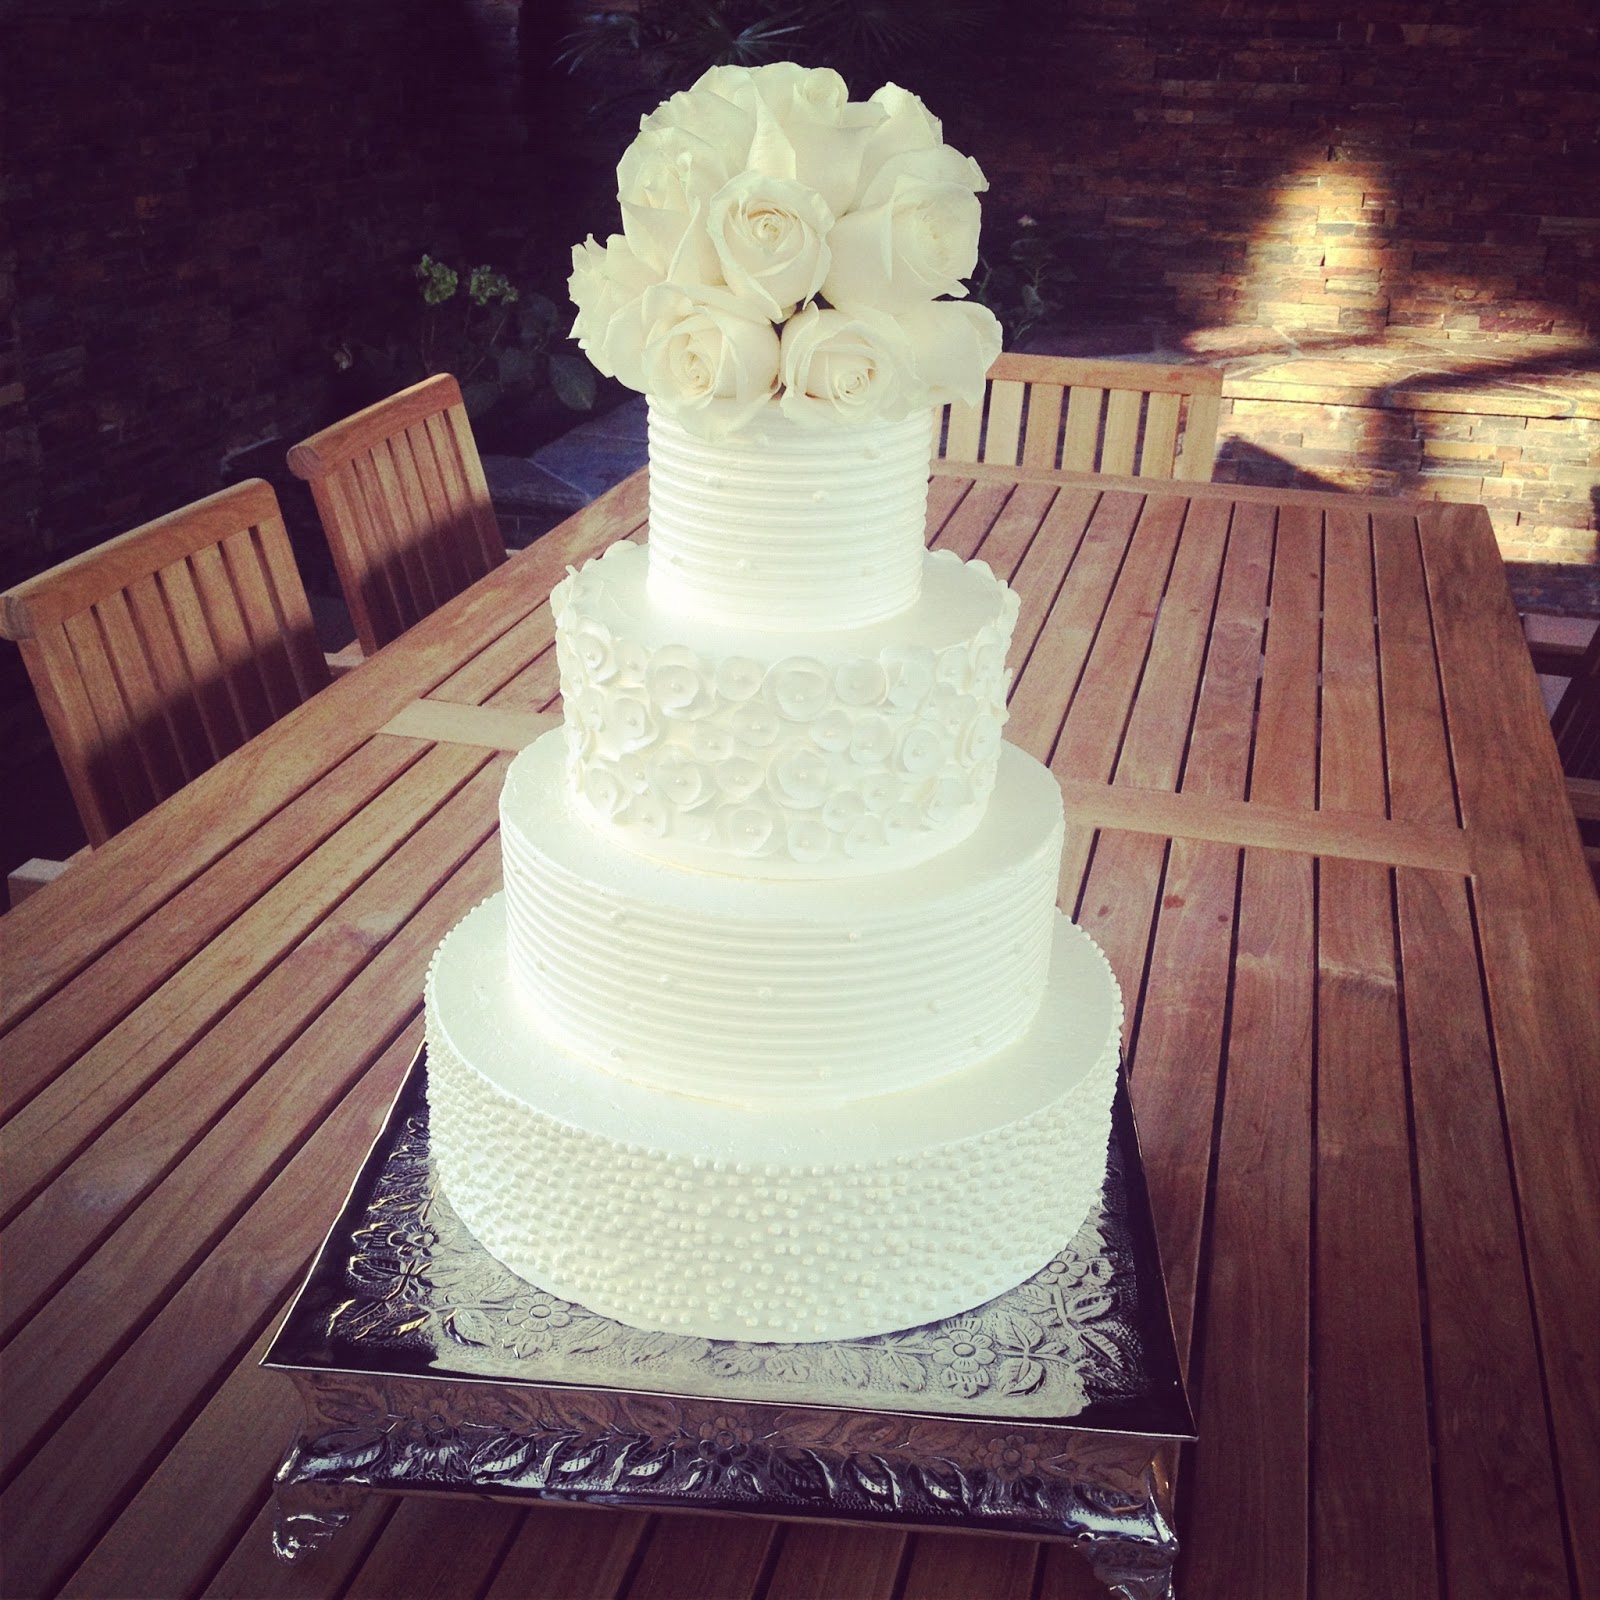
[646,407,936,631]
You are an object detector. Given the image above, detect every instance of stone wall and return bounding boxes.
[964,0,1597,339]
[955,0,1599,567]
[0,0,528,591]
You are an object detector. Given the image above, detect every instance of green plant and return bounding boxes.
[970,214,1078,348]
[334,254,597,419]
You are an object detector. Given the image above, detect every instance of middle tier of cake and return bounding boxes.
[552,537,1021,877]
[501,731,1064,1108]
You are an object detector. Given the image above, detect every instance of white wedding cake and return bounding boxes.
[423,64,1122,1344]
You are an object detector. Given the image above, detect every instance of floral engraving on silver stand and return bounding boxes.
[267,1064,1189,1600]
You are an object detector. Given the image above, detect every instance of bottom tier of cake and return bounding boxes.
[425,897,1123,1344]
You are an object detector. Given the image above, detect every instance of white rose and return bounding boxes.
[640,283,781,435]
[614,135,723,284]
[706,172,832,320]
[896,299,1003,409]
[693,65,881,217]
[822,146,987,313]
[568,233,657,391]
[777,304,915,426]
[636,76,755,177]
[617,106,746,282]
[703,62,848,120]
[850,83,945,205]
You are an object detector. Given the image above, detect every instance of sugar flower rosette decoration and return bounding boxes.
[568,63,1002,437]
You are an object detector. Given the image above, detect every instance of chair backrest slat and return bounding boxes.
[89,588,188,802]
[1551,627,1600,782]
[984,380,1026,468]
[935,353,1222,483]
[60,608,168,826]
[1020,385,1064,471]
[1176,391,1223,481]
[943,396,984,462]
[287,373,506,657]
[1141,391,1182,477]
[123,573,215,786]
[1061,386,1104,473]
[0,479,330,846]
[1101,388,1143,476]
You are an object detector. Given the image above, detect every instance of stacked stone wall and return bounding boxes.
[953,0,1599,566]
[0,0,527,590]
[963,0,1597,340]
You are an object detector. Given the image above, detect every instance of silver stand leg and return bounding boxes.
[272,1476,359,1562]
[1075,1460,1180,1600]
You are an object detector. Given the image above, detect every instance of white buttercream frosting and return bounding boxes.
[425,894,1122,1343]
[500,732,1063,1107]
[423,375,1125,1346]
[645,405,935,630]
[552,538,1020,876]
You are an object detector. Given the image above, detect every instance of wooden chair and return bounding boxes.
[1545,622,1600,888]
[286,373,505,659]
[0,479,331,865]
[937,352,1223,481]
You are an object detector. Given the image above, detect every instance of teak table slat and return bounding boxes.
[2,462,1596,1600]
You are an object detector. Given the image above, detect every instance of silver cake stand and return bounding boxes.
[263,1050,1194,1599]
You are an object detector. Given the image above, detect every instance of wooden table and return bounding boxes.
[3,463,1597,1600]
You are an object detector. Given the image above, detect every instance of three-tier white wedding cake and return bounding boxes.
[423,63,1122,1344]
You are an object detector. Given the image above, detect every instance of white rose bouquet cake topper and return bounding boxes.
[568,62,1003,435]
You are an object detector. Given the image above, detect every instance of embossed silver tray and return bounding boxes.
[264,1049,1193,1599]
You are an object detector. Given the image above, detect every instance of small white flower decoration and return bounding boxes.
[767,656,833,721]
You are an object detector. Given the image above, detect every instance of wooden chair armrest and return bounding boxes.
[1567,776,1600,824]
[1529,641,1589,677]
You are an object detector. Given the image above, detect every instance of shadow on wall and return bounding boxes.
[948,4,1597,561]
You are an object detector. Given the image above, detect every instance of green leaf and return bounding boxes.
[461,380,500,418]
[497,345,536,386]
[549,353,598,411]
[416,254,459,306]
[518,293,560,340]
